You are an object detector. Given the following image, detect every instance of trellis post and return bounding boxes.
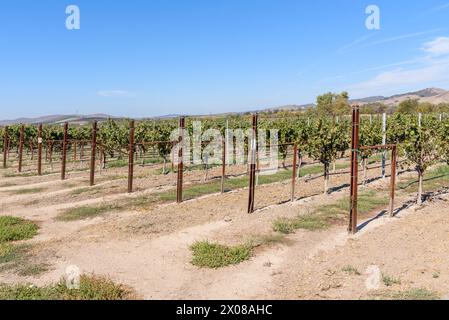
[37,124,43,175]
[247,114,258,213]
[2,126,8,169]
[176,117,185,203]
[349,106,360,234]
[221,139,226,194]
[61,122,68,180]
[89,121,97,186]
[389,145,397,217]
[128,120,135,193]
[18,125,24,173]
[291,143,298,202]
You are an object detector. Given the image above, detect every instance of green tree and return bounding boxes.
[396,99,419,114]
[360,102,388,114]
[316,92,350,116]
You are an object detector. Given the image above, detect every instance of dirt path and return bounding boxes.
[1,159,448,300]
[4,184,447,300]
[271,192,449,300]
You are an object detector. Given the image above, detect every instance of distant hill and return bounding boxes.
[263,104,314,113]
[0,114,116,126]
[0,113,192,126]
[267,87,449,112]
[2,88,449,125]
[350,88,449,107]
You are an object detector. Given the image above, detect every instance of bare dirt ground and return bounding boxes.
[1,158,448,300]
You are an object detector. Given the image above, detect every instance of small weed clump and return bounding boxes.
[70,186,103,196]
[372,288,440,300]
[273,214,329,234]
[0,275,133,300]
[56,204,119,221]
[391,288,439,300]
[191,241,252,268]
[0,217,45,277]
[0,216,39,243]
[9,188,47,195]
[272,190,390,235]
[342,265,361,276]
[382,273,401,287]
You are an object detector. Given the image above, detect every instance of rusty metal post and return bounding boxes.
[177,117,185,203]
[221,139,226,194]
[89,121,97,186]
[2,126,8,169]
[389,145,397,217]
[128,120,135,193]
[349,106,360,234]
[61,122,68,180]
[18,125,24,172]
[37,124,43,175]
[248,114,258,213]
[291,143,298,202]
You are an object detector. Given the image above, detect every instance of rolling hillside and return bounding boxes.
[1,87,448,125]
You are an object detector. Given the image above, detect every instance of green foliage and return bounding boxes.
[0,242,47,277]
[438,117,449,164]
[0,275,133,300]
[316,92,350,116]
[359,117,383,160]
[306,118,350,191]
[390,288,439,300]
[8,187,47,195]
[401,114,440,172]
[2,99,449,206]
[190,241,252,268]
[98,119,129,157]
[342,265,361,276]
[272,190,389,235]
[56,204,119,221]
[386,113,409,145]
[0,243,27,265]
[360,103,388,114]
[0,216,39,243]
[273,214,329,234]
[382,273,401,287]
[371,288,440,300]
[396,98,419,114]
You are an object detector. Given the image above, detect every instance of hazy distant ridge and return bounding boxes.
[0,114,115,126]
[2,88,448,125]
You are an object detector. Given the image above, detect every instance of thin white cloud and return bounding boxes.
[338,30,440,54]
[347,58,449,97]
[337,33,377,54]
[422,37,449,56]
[97,90,135,97]
[430,2,449,12]
[317,57,424,84]
[356,30,440,50]
[346,36,449,97]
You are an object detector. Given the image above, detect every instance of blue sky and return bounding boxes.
[1,0,449,119]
